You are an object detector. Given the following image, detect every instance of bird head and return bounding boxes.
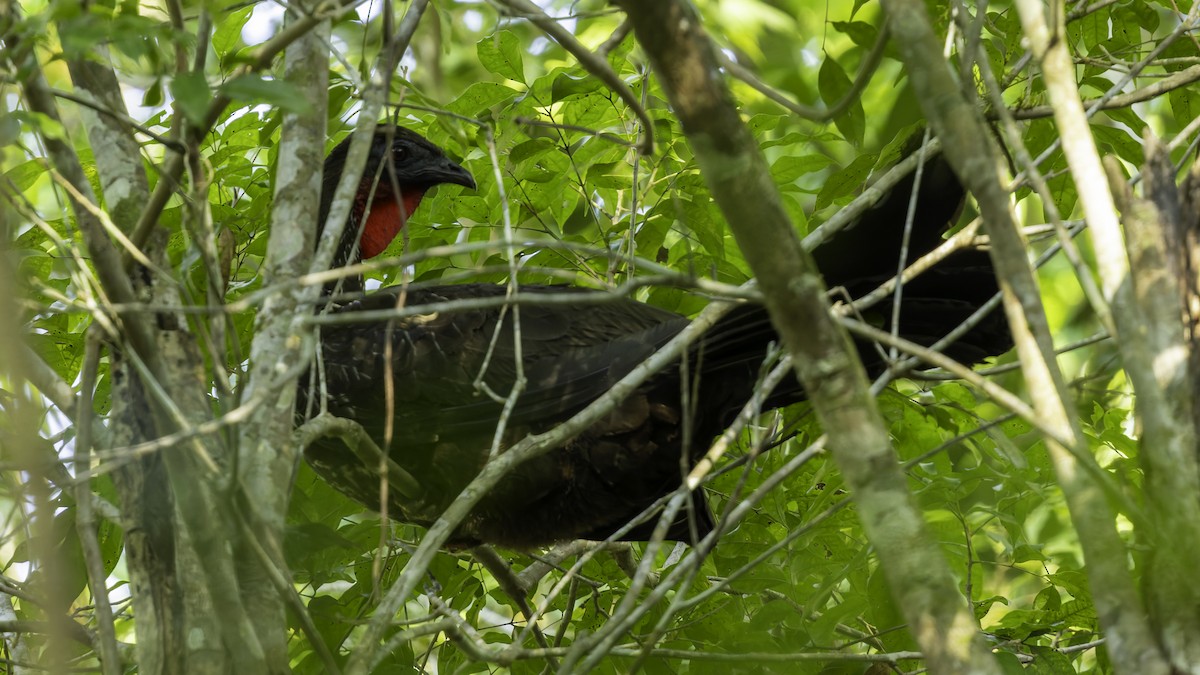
[319,125,476,265]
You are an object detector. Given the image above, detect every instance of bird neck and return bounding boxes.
[319,186,426,298]
[356,190,426,259]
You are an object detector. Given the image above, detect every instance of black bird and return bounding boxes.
[298,125,1011,549]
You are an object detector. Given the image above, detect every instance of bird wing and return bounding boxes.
[302,283,705,540]
[312,283,688,430]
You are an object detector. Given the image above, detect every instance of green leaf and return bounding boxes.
[830,20,877,48]
[476,30,525,83]
[974,594,1009,620]
[770,154,832,184]
[562,93,615,128]
[5,158,47,191]
[1171,86,1196,129]
[142,78,164,107]
[746,113,783,134]
[0,112,20,146]
[814,153,874,211]
[586,161,631,189]
[1090,124,1141,166]
[1032,586,1062,611]
[995,652,1027,675]
[508,138,556,164]
[551,72,603,101]
[24,506,88,613]
[817,56,865,146]
[671,193,723,257]
[1102,106,1145,136]
[446,82,523,116]
[221,74,313,115]
[14,111,66,142]
[1012,544,1048,564]
[1074,11,1108,55]
[212,3,253,59]
[865,565,919,653]
[1026,647,1075,675]
[170,71,212,126]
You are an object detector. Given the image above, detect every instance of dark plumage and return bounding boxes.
[298,125,1011,549]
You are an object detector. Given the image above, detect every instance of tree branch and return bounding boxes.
[343,298,738,674]
[718,22,889,122]
[492,0,653,154]
[886,0,1170,672]
[612,3,1002,673]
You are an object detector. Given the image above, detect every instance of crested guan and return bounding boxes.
[298,125,1012,549]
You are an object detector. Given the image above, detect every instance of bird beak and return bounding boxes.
[425,156,477,191]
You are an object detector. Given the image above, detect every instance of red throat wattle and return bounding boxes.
[359,190,426,259]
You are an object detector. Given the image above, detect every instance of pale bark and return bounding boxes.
[1106,143,1200,671]
[886,0,1170,672]
[612,3,1002,674]
[236,5,331,667]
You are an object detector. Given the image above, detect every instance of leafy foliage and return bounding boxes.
[1,0,1195,672]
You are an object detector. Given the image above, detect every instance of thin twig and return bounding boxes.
[48,88,182,149]
[343,298,739,674]
[801,138,943,251]
[718,22,890,122]
[470,546,556,663]
[1008,64,1200,120]
[72,331,123,675]
[492,0,654,154]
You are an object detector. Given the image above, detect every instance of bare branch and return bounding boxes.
[491,0,653,154]
[293,414,421,499]
[343,298,738,674]
[887,0,1169,671]
[1009,64,1200,120]
[614,3,1002,673]
[719,22,889,122]
[73,333,123,675]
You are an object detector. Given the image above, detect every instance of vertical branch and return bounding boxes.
[241,0,429,666]
[1104,142,1200,668]
[885,0,1170,673]
[73,333,123,675]
[963,17,1116,339]
[1180,155,1200,439]
[65,54,150,233]
[7,29,165,380]
[236,1,331,669]
[240,2,331,525]
[612,3,1002,674]
[1018,0,1200,668]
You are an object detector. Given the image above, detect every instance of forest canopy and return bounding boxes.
[2,0,1200,673]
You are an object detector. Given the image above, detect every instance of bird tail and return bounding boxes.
[612,152,1013,545]
[696,151,1010,401]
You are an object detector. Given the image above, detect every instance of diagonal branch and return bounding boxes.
[342,298,737,674]
[491,0,654,154]
[888,0,1170,672]
[718,22,889,122]
[8,27,166,385]
[612,3,1003,674]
